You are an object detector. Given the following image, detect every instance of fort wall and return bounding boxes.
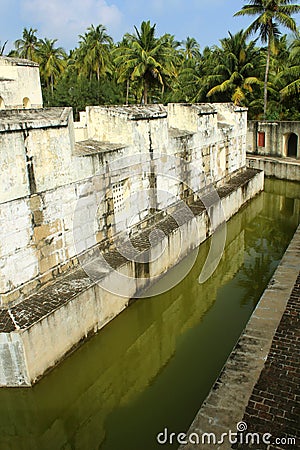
[0,102,250,307]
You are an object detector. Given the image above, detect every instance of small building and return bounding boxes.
[247,121,299,159]
[0,56,43,110]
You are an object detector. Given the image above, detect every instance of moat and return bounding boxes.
[0,179,299,450]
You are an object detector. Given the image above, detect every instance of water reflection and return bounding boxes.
[0,179,299,450]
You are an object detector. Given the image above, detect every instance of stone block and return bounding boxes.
[39,253,59,274]
[29,194,43,211]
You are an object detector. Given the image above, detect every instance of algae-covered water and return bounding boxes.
[0,179,299,450]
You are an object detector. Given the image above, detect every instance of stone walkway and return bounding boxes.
[235,273,300,449]
[180,225,300,450]
[247,154,300,182]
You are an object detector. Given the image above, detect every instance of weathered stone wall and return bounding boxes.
[0,103,249,307]
[0,57,43,109]
[247,120,300,158]
[167,103,247,184]
[0,98,265,385]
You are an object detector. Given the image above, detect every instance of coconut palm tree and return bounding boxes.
[234,0,300,117]
[76,24,113,82]
[14,27,39,61]
[36,38,67,94]
[113,36,133,104]
[279,36,300,101]
[0,41,7,56]
[114,21,176,104]
[181,37,201,61]
[206,31,262,106]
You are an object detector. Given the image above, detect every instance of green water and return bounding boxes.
[0,179,299,450]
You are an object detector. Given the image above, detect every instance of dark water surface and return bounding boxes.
[0,179,299,450]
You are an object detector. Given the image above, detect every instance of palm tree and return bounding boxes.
[114,21,176,104]
[0,41,7,56]
[234,0,300,118]
[36,38,67,94]
[113,36,128,104]
[172,52,207,102]
[279,36,300,100]
[77,24,113,81]
[181,37,201,61]
[14,27,39,61]
[206,31,262,106]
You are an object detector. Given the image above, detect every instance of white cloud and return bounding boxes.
[21,0,123,49]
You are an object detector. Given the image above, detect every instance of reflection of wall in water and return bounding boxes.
[263,179,300,227]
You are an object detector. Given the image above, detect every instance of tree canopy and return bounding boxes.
[4,8,300,119]
[234,0,300,117]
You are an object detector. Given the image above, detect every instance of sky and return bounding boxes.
[1,0,299,53]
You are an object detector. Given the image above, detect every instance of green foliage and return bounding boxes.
[75,24,113,81]
[10,10,300,120]
[206,30,262,106]
[44,71,124,118]
[37,38,67,92]
[13,27,39,61]
[234,0,300,117]
[114,21,178,104]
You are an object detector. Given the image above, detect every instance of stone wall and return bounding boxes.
[0,103,249,307]
[0,57,43,109]
[0,168,264,386]
[247,154,300,181]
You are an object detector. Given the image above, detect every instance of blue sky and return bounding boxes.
[1,0,299,53]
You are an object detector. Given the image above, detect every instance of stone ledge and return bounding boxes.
[0,56,39,67]
[0,107,71,132]
[89,104,167,120]
[74,139,127,156]
[168,128,195,139]
[247,154,300,182]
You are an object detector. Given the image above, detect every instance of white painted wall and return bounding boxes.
[0,57,43,109]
